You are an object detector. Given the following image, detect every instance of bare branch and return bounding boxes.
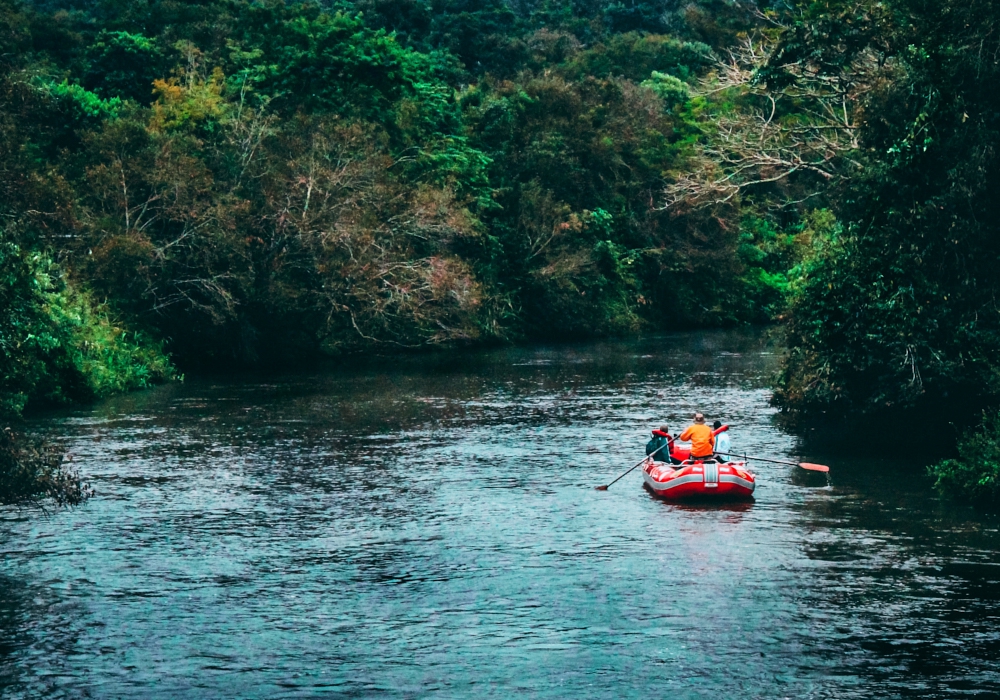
[663,31,881,211]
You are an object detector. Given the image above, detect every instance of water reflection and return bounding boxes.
[1,330,999,698]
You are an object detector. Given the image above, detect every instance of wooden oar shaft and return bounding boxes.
[716,451,798,467]
[716,451,829,472]
[596,442,668,490]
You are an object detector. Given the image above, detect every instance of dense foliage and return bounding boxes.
[929,411,1000,504]
[1,0,798,376]
[708,0,1000,498]
[0,241,175,415]
[769,0,1000,421]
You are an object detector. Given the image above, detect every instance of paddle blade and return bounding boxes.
[799,462,830,473]
[594,485,609,491]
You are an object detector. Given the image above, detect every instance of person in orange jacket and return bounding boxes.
[679,412,715,461]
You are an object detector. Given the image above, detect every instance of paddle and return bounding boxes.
[595,425,728,491]
[594,442,668,491]
[716,451,829,473]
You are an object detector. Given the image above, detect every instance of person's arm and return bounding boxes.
[679,427,692,442]
[667,434,681,464]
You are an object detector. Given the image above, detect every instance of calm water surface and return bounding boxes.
[2,331,1000,698]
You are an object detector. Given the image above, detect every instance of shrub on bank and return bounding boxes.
[0,427,90,507]
[929,410,1000,503]
[1,241,177,415]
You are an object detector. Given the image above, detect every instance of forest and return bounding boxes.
[2,0,999,504]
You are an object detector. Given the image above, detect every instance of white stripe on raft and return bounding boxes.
[718,474,755,490]
[645,473,704,490]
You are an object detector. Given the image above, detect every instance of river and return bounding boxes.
[2,330,999,698]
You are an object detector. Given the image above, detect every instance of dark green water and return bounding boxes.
[2,331,999,698]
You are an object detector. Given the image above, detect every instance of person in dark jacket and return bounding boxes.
[645,425,680,464]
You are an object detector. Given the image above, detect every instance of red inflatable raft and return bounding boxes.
[642,457,756,500]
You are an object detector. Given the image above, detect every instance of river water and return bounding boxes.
[2,330,999,698]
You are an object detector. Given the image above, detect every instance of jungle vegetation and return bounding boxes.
[753,0,1000,501]
[1,0,999,503]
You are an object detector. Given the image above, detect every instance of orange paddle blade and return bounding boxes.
[799,462,830,473]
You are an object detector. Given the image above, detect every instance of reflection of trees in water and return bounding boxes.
[800,540,1000,693]
[0,572,78,697]
[0,573,26,691]
[792,463,1000,696]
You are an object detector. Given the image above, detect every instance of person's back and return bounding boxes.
[679,413,714,459]
[645,425,677,463]
[713,420,731,458]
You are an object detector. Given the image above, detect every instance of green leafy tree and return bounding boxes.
[85,31,164,104]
